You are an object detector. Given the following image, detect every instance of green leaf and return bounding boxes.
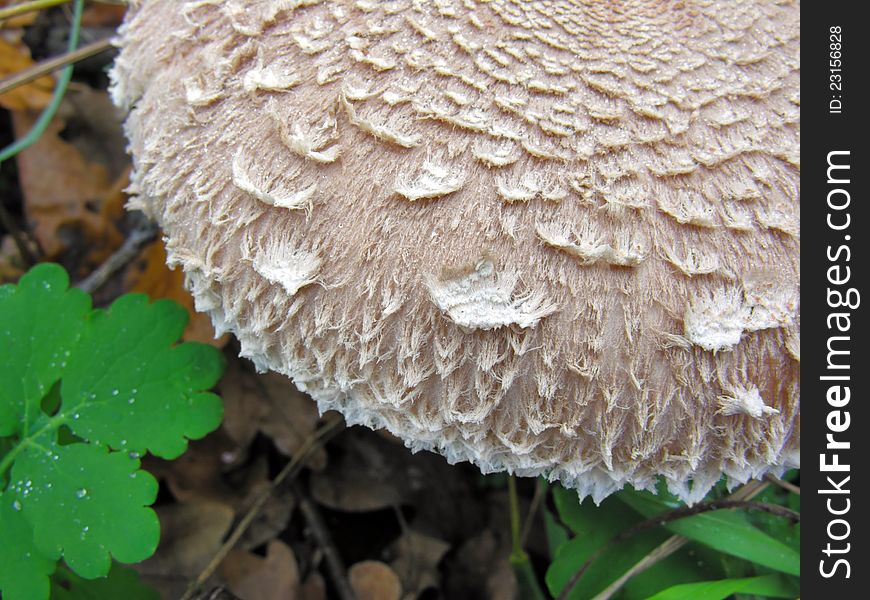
[51,562,160,600]
[0,492,56,600]
[543,505,569,560]
[546,486,671,599]
[10,443,159,577]
[60,293,224,459]
[619,543,728,599]
[645,574,797,600]
[0,263,225,600]
[0,264,90,438]
[618,490,800,576]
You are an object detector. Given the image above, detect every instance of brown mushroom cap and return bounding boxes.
[112,0,799,503]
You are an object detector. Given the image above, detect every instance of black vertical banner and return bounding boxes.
[803,4,869,598]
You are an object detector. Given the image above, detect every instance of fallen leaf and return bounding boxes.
[299,572,327,600]
[221,540,300,600]
[309,429,405,513]
[349,561,402,600]
[138,499,235,598]
[234,457,296,551]
[81,3,127,27]
[218,357,325,467]
[11,88,127,268]
[388,530,450,600]
[144,429,240,505]
[0,35,53,111]
[0,235,26,282]
[445,530,517,600]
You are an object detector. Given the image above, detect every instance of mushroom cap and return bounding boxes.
[112,0,800,503]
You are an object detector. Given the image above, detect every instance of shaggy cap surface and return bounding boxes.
[112,0,800,503]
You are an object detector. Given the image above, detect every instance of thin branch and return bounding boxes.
[591,537,687,600]
[76,219,158,294]
[765,473,800,496]
[180,418,345,600]
[558,481,794,600]
[0,38,114,96]
[520,477,546,548]
[0,0,71,21]
[295,483,357,600]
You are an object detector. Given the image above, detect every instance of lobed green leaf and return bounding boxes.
[0,263,224,600]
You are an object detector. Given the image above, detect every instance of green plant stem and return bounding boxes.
[0,0,84,164]
[508,475,548,600]
[508,474,524,560]
[0,0,71,21]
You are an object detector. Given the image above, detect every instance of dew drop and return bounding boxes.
[111,389,119,396]
[12,500,21,511]
[75,488,87,499]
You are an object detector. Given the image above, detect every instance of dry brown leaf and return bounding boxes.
[0,235,25,282]
[389,530,450,600]
[221,540,301,600]
[218,358,326,468]
[127,240,229,346]
[257,374,325,464]
[349,561,402,600]
[11,92,127,267]
[234,457,295,551]
[0,35,53,110]
[447,530,517,600]
[143,500,235,578]
[81,3,127,27]
[144,430,240,505]
[299,573,327,600]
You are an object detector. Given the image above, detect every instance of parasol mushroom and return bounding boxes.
[111,0,800,503]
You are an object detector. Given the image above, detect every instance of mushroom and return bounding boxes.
[111,0,799,503]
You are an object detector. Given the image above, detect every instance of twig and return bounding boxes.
[0,0,84,164]
[765,473,800,496]
[76,219,158,294]
[0,0,70,20]
[520,477,546,548]
[189,587,243,600]
[590,537,687,600]
[295,483,358,600]
[558,481,787,600]
[0,38,115,96]
[180,418,345,600]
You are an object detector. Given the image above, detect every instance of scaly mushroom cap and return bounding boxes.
[112,0,800,503]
